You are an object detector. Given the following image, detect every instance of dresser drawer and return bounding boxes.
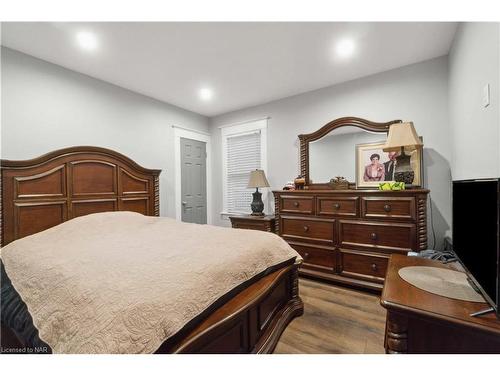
[361,197,416,220]
[339,220,415,252]
[289,242,335,270]
[281,216,334,245]
[280,195,314,214]
[317,196,358,217]
[339,250,388,282]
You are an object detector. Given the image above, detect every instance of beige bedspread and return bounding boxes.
[1,212,300,354]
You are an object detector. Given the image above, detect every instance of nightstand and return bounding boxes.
[381,254,500,353]
[229,215,276,233]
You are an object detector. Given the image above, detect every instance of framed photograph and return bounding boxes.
[355,139,423,189]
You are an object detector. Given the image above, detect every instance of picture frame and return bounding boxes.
[355,138,423,189]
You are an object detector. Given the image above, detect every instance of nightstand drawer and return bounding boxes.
[281,216,334,245]
[229,215,275,232]
[361,197,416,220]
[280,195,314,215]
[317,196,358,217]
[339,220,415,252]
[339,250,388,282]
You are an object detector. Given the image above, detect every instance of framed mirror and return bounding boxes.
[298,117,402,189]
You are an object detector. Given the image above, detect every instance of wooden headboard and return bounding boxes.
[1,146,161,246]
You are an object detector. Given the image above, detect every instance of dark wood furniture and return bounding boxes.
[1,146,303,354]
[299,117,402,190]
[161,262,302,353]
[229,214,276,232]
[381,254,500,353]
[273,117,429,291]
[274,189,429,291]
[1,260,303,354]
[0,146,161,246]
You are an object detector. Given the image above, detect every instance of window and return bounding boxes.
[221,118,268,216]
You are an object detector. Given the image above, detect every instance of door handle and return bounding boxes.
[182,201,187,205]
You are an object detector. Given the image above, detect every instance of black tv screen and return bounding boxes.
[452,179,500,314]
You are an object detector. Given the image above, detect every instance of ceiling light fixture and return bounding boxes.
[76,31,98,51]
[335,38,356,58]
[199,87,214,101]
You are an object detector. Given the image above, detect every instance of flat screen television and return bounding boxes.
[452,178,500,317]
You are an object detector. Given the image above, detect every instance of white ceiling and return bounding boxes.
[1,22,458,117]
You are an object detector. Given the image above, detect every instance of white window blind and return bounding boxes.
[226,131,261,214]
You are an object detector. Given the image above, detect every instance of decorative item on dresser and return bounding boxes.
[229,214,276,232]
[382,121,424,186]
[328,176,349,190]
[381,255,500,353]
[275,117,430,291]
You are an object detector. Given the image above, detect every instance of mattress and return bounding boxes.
[1,212,299,354]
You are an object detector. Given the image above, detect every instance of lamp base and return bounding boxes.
[394,147,415,185]
[394,171,415,185]
[250,188,265,216]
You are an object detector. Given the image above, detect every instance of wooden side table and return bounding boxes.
[229,215,276,233]
[381,254,500,353]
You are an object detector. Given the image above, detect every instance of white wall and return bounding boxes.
[210,57,451,249]
[0,47,209,218]
[449,23,500,180]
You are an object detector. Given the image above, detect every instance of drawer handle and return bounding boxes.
[303,225,309,232]
[370,232,378,240]
[371,263,378,271]
[333,203,341,209]
[304,252,310,259]
[383,204,392,212]
[293,201,300,207]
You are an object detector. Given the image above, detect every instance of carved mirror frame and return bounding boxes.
[299,117,402,189]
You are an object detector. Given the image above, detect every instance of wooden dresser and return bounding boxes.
[273,189,429,291]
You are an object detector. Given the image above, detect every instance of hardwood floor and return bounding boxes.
[275,277,386,354]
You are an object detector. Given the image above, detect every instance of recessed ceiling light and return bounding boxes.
[76,31,98,51]
[335,39,356,58]
[199,88,214,101]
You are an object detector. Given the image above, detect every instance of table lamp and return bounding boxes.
[247,169,270,216]
[383,122,423,185]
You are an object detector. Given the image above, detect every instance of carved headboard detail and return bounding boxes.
[1,146,161,246]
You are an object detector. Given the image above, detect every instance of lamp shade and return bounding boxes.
[247,169,270,188]
[383,122,423,152]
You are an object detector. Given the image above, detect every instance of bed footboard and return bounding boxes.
[1,262,303,354]
[161,261,304,354]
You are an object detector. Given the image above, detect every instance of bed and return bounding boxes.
[0,146,303,354]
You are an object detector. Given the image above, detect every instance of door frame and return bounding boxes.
[173,125,212,225]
